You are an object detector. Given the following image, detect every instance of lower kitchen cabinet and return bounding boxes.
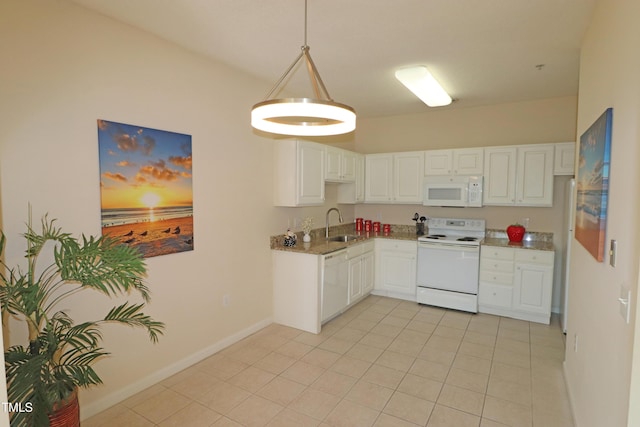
[272,240,375,334]
[374,239,417,301]
[479,245,554,324]
[347,241,375,305]
[272,250,323,334]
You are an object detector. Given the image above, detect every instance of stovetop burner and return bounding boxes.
[418,217,486,246]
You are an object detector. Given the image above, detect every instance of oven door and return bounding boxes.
[417,241,480,294]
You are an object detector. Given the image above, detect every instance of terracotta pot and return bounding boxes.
[506,224,526,242]
[49,388,80,427]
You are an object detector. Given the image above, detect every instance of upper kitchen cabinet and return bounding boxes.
[326,146,357,182]
[483,144,554,206]
[424,148,484,176]
[365,151,424,204]
[273,139,325,206]
[337,153,365,204]
[554,142,576,175]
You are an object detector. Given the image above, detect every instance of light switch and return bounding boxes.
[619,285,631,324]
[610,239,617,267]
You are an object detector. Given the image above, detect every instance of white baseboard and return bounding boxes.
[81,316,273,420]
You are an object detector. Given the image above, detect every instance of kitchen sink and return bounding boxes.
[327,235,361,242]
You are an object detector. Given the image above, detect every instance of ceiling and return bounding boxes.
[69,0,596,119]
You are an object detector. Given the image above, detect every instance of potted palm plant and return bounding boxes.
[0,212,165,426]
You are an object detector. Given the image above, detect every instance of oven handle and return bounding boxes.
[418,241,479,251]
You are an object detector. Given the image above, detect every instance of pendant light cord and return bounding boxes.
[304,0,308,47]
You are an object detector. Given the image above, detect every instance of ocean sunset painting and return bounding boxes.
[575,108,612,262]
[98,119,194,258]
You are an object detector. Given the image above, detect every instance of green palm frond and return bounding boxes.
[103,302,165,343]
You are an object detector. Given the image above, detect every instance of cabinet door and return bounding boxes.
[513,262,553,316]
[483,147,517,205]
[516,144,554,206]
[341,150,357,182]
[297,141,325,205]
[325,147,342,181]
[376,241,417,296]
[361,251,375,295]
[453,148,484,175]
[424,149,452,175]
[337,154,365,204]
[365,154,394,202]
[348,256,363,304]
[394,151,424,203]
[554,142,576,175]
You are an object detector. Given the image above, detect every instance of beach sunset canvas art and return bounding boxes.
[98,119,193,258]
[575,108,612,262]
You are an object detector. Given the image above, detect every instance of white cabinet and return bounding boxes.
[337,154,365,204]
[273,251,323,333]
[326,147,356,182]
[478,245,554,324]
[483,144,554,206]
[374,239,417,300]
[347,241,375,305]
[365,151,424,203]
[482,147,517,205]
[554,142,576,175]
[513,250,554,319]
[424,148,484,176]
[273,139,325,206]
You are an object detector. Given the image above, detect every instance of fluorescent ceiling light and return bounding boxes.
[395,66,452,107]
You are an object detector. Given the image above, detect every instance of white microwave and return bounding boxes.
[423,175,483,207]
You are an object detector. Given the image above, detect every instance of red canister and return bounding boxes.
[373,222,381,232]
[383,224,391,235]
[355,218,363,231]
[364,220,372,232]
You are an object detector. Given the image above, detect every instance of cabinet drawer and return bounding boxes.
[347,240,375,259]
[515,249,554,265]
[479,282,513,309]
[480,258,514,273]
[481,246,514,261]
[480,270,514,286]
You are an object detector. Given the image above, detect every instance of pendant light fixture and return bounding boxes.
[251,0,356,136]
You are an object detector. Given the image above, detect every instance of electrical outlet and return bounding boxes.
[573,333,578,352]
[223,294,231,307]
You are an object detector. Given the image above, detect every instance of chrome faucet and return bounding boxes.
[325,207,343,239]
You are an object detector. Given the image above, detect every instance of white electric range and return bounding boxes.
[416,218,486,313]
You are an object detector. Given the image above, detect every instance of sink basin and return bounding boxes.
[328,235,360,242]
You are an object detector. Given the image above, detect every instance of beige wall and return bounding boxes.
[0,0,326,419]
[564,0,640,426]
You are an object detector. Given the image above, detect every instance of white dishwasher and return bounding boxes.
[321,249,349,322]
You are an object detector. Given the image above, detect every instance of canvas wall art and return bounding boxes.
[575,108,612,262]
[98,119,193,258]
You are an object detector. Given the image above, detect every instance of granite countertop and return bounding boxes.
[270,224,420,255]
[270,225,556,254]
[482,228,555,251]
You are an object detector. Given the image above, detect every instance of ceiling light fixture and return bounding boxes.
[251,0,356,136]
[395,66,452,107]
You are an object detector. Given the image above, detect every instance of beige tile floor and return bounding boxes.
[84,296,574,427]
